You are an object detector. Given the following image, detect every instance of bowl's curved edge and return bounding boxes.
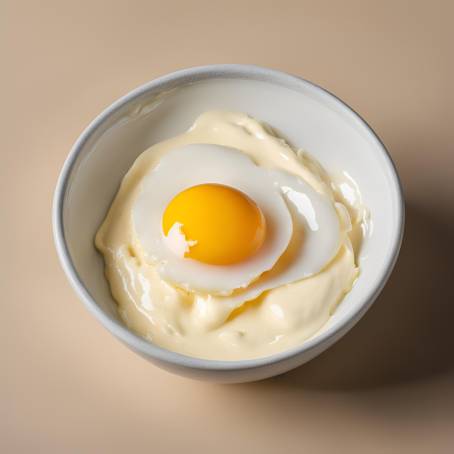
[52,64,405,376]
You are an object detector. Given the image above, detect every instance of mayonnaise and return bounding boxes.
[95,111,364,360]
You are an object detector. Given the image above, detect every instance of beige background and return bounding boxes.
[3,0,454,452]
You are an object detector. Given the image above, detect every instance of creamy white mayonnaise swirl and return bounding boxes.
[95,111,365,360]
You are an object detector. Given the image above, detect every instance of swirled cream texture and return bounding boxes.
[95,111,366,360]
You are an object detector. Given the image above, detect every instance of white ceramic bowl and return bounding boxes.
[53,65,404,383]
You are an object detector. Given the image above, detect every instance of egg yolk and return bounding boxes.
[162,184,266,265]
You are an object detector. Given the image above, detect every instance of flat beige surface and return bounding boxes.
[3,1,454,452]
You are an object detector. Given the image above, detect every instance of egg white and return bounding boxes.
[132,144,342,300]
[132,144,293,295]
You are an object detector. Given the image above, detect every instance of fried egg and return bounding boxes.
[132,144,341,299]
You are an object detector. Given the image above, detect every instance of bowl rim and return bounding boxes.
[53,64,405,371]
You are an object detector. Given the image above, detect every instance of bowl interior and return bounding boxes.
[59,72,402,354]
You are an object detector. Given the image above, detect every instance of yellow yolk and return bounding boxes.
[162,184,266,265]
